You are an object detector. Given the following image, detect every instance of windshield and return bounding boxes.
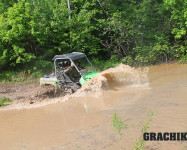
[74,57,95,75]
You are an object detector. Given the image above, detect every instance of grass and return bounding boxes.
[0,97,13,107]
[0,60,54,83]
[0,70,44,83]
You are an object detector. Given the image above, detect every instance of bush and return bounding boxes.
[0,59,54,82]
[32,60,54,74]
[0,97,12,107]
[30,71,43,79]
[91,55,120,71]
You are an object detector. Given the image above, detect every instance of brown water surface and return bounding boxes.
[0,63,187,150]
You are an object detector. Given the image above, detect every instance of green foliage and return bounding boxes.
[132,111,157,150]
[0,97,12,107]
[30,71,43,79]
[0,70,27,82]
[91,55,120,70]
[112,113,127,137]
[179,54,187,63]
[32,60,53,73]
[112,113,128,150]
[0,0,36,67]
[164,0,187,39]
[0,0,186,73]
[70,0,102,55]
[111,111,157,150]
[0,59,53,82]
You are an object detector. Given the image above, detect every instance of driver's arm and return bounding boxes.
[64,63,74,73]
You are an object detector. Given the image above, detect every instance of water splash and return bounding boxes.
[74,64,148,96]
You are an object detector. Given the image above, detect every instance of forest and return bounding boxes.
[0,0,186,80]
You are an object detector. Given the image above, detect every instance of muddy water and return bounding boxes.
[0,63,187,150]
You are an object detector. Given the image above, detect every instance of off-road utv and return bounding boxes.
[40,52,99,93]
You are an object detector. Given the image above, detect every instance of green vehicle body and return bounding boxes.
[79,72,99,85]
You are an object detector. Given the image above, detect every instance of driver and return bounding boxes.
[75,61,82,70]
[59,60,82,80]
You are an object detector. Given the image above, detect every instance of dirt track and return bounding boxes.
[0,82,39,100]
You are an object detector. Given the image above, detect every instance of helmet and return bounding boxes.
[63,60,70,67]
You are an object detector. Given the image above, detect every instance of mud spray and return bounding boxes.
[75,64,148,96]
[1,64,148,110]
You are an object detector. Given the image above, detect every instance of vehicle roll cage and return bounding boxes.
[53,52,96,81]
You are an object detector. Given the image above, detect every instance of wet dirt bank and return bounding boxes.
[0,63,187,150]
[0,82,65,103]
